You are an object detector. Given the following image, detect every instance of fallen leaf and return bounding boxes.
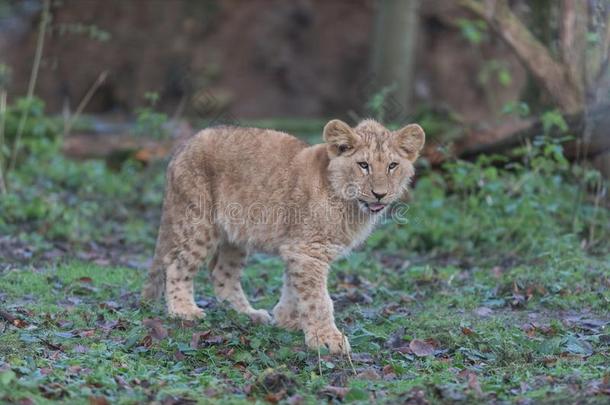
[382,364,394,375]
[254,370,296,403]
[467,372,483,396]
[286,394,304,405]
[510,294,526,308]
[89,396,109,405]
[13,318,28,328]
[0,310,27,328]
[160,395,196,405]
[190,331,211,349]
[319,386,348,400]
[401,387,428,404]
[99,301,121,311]
[142,318,168,341]
[174,350,186,361]
[356,368,380,380]
[587,378,610,395]
[409,339,435,357]
[565,335,593,356]
[461,326,476,336]
[140,335,153,348]
[77,329,96,338]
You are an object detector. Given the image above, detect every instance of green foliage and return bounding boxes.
[55,22,111,42]
[541,109,568,133]
[366,83,398,123]
[371,136,608,259]
[0,143,164,246]
[502,101,531,118]
[134,91,169,139]
[457,18,488,45]
[2,97,59,145]
[479,60,512,87]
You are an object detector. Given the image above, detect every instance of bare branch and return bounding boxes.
[461,0,584,113]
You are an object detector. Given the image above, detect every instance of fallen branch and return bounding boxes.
[62,132,176,162]
[457,104,610,160]
[61,119,192,163]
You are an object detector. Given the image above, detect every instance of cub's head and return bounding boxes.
[323,119,425,215]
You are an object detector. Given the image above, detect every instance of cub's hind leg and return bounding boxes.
[143,141,220,320]
[211,243,271,324]
[165,223,218,320]
[141,208,172,302]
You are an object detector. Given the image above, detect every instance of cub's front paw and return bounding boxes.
[248,309,273,325]
[168,304,205,321]
[272,303,300,330]
[305,329,351,354]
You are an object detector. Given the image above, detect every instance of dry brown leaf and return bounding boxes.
[467,372,483,396]
[320,386,348,400]
[461,326,476,336]
[142,318,168,341]
[89,396,110,405]
[409,339,435,357]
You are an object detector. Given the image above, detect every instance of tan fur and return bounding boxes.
[142,119,425,353]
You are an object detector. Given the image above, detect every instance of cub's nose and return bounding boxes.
[371,190,387,201]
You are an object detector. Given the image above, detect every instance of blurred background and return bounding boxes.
[0,0,608,284]
[1,0,608,173]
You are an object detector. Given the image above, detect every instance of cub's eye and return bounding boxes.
[388,162,398,170]
[357,162,369,170]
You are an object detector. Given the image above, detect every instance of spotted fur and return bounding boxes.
[141,119,425,353]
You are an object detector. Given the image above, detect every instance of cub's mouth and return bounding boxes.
[357,199,387,214]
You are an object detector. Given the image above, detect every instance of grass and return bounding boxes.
[0,111,609,403]
[0,245,608,403]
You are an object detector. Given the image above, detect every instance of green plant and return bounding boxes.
[371,131,608,258]
[456,18,488,45]
[134,91,169,140]
[478,60,512,87]
[7,0,50,175]
[55,22,111,42]
[366,83,398,124]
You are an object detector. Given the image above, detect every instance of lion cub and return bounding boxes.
[142,119,425,353]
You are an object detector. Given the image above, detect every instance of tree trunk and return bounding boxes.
[371,0,420,117]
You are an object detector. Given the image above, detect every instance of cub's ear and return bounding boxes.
[393,124,425,161]
[323,119,359,157]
